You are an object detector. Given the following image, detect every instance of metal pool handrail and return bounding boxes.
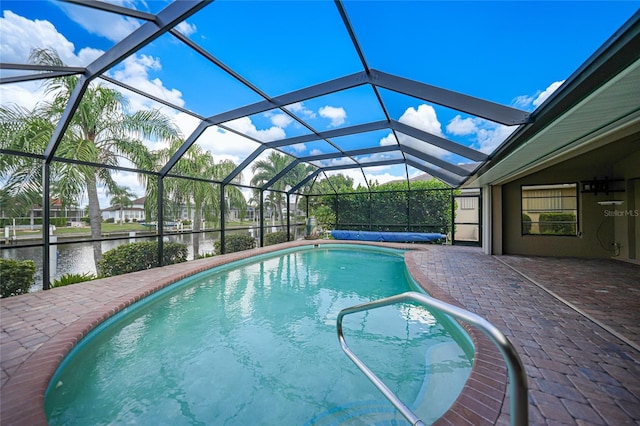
[336,291,528,426]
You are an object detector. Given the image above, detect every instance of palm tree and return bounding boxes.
[283,163,316,238]
[147,139,245,257]
[0,48,179,267]
[250,152,292,227]
[108,185,136,224]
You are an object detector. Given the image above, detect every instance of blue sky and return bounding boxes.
[1,0,638,205]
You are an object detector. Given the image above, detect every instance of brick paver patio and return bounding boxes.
[411,246,640,425]
[1,242,639,425]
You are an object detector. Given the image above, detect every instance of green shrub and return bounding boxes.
[0,218,41,226]
[49,217,68,227]
[81,216,91,224]
[97,241,188,277]
[522,213,532,235]
[104,217,115,223]
[0,217,69,227]
[214,234,255,254]
[539,212,577,236]
[264,231,290,246]
[314,206,336,230]
[196,251,215,259]
[51,272,97,288]
[0,258,36,298]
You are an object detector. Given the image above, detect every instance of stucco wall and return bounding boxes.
[501,142,639,259]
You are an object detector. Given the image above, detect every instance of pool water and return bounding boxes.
[45,245,473,425]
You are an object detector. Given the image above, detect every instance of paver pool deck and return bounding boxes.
[1,241,639,425]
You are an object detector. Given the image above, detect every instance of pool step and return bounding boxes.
[304,399,410,425]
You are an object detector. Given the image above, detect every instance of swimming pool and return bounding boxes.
[45,244,473,425]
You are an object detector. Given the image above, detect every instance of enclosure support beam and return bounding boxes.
[42,162,51,291]
[157,177,164,267]
[259,190,265,248]
[220,185,226,254]
[371,70,532,126]
[451,190,456,244]
[286,193,291,242]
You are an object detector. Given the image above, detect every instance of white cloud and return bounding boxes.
[474,124,517,154]
[513,94,535,109]
[0,81,48,111]
[286,102,316,119]
[363,171,403,186]
[388,104,450,159]
[325,168,403,190]
[399,104,443,136]
[172,113,200,140]
[356,151,403,165]
[533,80,564,108]
[0,11,103,109]
[265,111,293,128]
[196,124,260,165]
[446,115,478,136]
[319,105,346,127]
[513,80,565,111]
[315,157,354,168]
[288,143,306,153]
[379,133,398,146]
[193,116,292,188]
[56,2,141,43]
[309,149,323,156]
[110,54,185,110]
[175,21,197,37]
[223,116,286,142]
[110,170,146,198]
[443,115,516,155]
[439,80,564,154]
[0,10,102,66]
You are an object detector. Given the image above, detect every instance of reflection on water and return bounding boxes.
[2,226,306,293]
[1,232,224,292]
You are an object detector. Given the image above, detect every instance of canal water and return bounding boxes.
[2,232,226,292]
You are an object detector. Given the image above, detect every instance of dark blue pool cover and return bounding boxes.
[330,230,446,243]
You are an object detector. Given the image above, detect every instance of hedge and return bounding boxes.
[539,212,577,236]
[0,217,68,227]
[214,234,255,255]
[311,180,455,235]
[0,258,36,298]
[264,231,290,246]
[522,213,532,235]
[97,241,188,277]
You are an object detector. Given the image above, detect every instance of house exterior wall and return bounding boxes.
[101,199,146,222]
[500,141,639,259]
[490,185,503,255]
[101,208,145,222]
[613,152,640,260]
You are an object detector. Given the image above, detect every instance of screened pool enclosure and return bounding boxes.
[2,1,634,291]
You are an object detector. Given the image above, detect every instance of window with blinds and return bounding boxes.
[521,184,578,236]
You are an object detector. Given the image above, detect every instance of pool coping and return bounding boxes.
[0,240,506,425]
